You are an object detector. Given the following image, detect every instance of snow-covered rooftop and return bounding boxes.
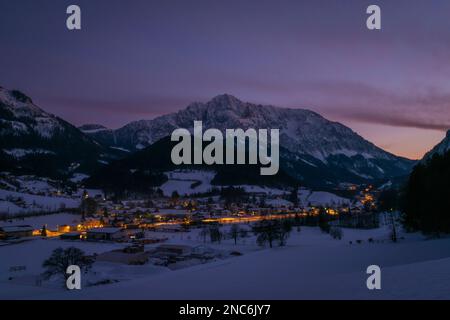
[0,225,33,233]
[86,227,122,234]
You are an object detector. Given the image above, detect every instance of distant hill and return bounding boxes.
[1,88,416,187]
[422,130,450,163]
[0,87,123,178]
[403,131,450,234]
[84,94,415,189]
[85,136,297,193]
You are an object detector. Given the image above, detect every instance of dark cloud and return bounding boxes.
[222,78,450,132]
[338,111,449,131]
[314,85,450,132]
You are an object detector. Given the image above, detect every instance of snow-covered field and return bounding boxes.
[160,170,352,208]
[0,174,60,194]
[160,170,216,196]
[0,189,79,215]
[1,222,450,300]
[0,212,81,230]
[0,174,81,215]
[160,170,291,197]
[299,189,351,207]
[69,173,89,183]
[240,185,286,195]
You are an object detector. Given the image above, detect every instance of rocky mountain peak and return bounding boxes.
[210,93,242,105]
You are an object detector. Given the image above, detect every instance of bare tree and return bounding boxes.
[330,226,343,240]
[42,247,93,286]
[209,225,223,243]
[199,227,209,243]
[253,220,279,248]
[389,211,398,242]
[229,224,241,245]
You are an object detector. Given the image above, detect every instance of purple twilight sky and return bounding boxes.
[1,0,450,159]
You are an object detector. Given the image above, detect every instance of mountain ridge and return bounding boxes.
[422,129,450,162]
[85,94,410,160]
[0,87,417,186]
[0,87,122,178]
[83,94,416,189]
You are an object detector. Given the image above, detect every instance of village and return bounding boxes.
[0,181,380,238]
[0,179,384,277]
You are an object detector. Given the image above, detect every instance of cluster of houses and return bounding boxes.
[93,243,221,268]
[0,225,34,239]
[0,184,380,242]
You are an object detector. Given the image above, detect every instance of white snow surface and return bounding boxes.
[161,170,291,196]
[2,226,450,299]
[299,190,351,207]
[69,173,90,183]
[0,212,81,230]
[3,149,55,159]
[0,189,79,214]
[160,170,350,208]
[160,170,216,196]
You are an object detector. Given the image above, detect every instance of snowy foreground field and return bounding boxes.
[1,214,450,300]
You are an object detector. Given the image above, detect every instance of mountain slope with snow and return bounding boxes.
[422,130,450,162]
[90,95,399,159]
[0,87,118,178]
[85,94,414,187]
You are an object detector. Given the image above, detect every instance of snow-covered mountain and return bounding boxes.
[422,130,450,162]
[87,94,388,157]
[0,88,64,138]
[0,87,118,178]
[85,94,414,186]
[0,87,414,187]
